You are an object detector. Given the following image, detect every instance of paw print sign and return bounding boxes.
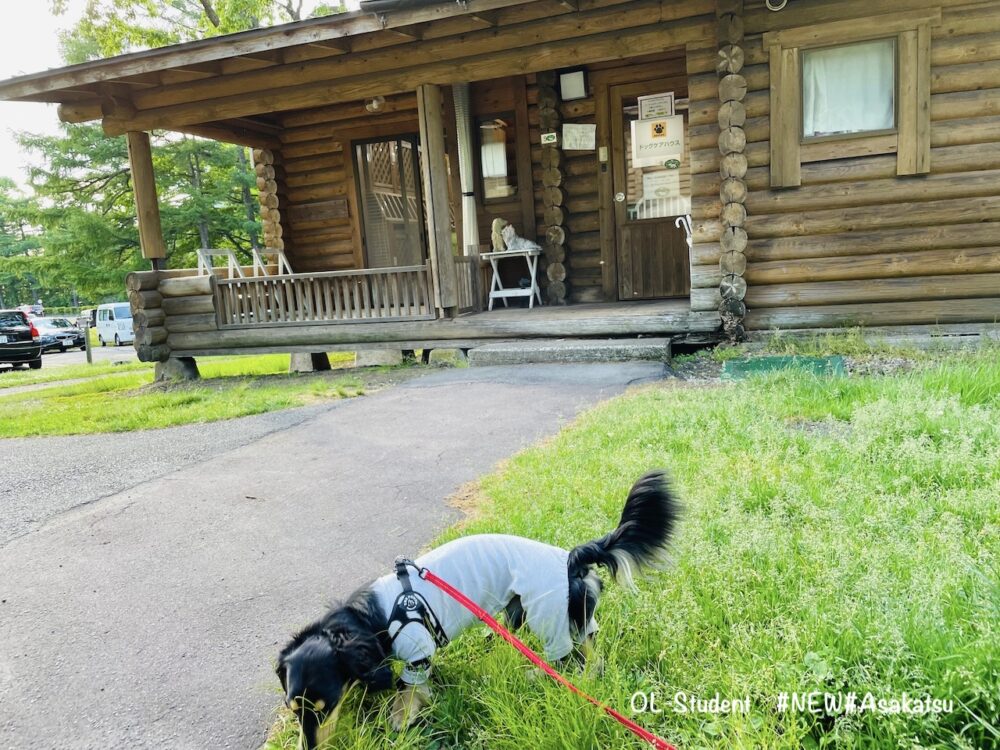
[632,114,684,167]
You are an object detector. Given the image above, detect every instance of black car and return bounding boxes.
[35,316,86,352]
[0,310,43,370]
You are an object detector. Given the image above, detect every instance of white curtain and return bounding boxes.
[802,38,895,139]
[479,123,508,178]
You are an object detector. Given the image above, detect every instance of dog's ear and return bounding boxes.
[276,622,322,696]
[333,629,393,690]
[275,659,289,694]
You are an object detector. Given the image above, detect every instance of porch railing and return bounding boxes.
[214,265,436,328]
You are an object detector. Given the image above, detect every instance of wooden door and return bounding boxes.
[353,135,427,269]
[610,80,691,300]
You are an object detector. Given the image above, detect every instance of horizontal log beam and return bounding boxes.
[162,294,216,316]
[163,314,217,334]
[158,274,213,298]
[745,297,1000,330]
[747,222,1000,263]
[167,308,720,349]
[0,0,545,101]
[746,273,1000,309]
[102,18,713,134]
[175,122,281,149]
[125,270,159,292]
[746,169,1000,216]
[128,0,696,113]
[747,246,1000,285]
[743,195,1000,240]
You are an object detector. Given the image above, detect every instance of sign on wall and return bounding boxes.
[631,115,684,168]
[562,123,597,151]
[642,170,681,199]
[637,92,675,120]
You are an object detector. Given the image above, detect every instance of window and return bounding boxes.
[765,9,939,187]
[478,115,517,201]
[801,39,896,140]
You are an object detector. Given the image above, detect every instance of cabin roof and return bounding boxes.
[0,0,709,149]
[0,0,545,104]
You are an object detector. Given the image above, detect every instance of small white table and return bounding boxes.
[481,248,543,311]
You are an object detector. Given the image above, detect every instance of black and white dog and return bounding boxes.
[277,470,678,748]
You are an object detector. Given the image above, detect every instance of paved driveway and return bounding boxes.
[0,363,664,749]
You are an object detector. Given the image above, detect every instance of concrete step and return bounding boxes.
[467,337,671,366]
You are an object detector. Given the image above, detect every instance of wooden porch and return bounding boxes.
[129,266,717,358]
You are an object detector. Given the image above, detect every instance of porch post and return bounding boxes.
[451,84,480,255]
[416,84,459,316]
[125,131,167,270]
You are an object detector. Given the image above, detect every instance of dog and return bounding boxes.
[276,470,678,748]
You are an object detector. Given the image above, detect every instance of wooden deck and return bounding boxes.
[167,298,721,357]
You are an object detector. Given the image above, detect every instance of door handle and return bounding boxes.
[614,192,626,203]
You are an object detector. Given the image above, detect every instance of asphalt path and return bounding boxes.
[0,343,138,377]
[0,362,665,750]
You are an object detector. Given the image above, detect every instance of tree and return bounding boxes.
[52,0,348,62]
[7,0,350,306]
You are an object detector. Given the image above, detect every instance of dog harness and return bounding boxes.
[370,534,581,685]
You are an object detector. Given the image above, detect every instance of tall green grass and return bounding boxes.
[267,350,999,749]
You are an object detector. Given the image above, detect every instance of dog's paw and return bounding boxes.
[389,683,432,731]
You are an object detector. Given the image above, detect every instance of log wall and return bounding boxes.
[729,0,1000,330]
[529,71,603,302]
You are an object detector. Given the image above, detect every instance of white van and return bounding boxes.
[96,302,135,347]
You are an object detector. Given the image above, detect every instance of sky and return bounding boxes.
[0,0,362,192]
[0,0,87,191]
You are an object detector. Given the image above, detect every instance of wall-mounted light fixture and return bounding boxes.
[365,95,386,113]
[558,69,587,101]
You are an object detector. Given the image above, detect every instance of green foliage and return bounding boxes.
[52,0,348,63]
[2,1,353,306]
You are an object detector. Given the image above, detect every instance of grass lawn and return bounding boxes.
[0,352,364,437]
[265,346,999,750]
[0,360,153,388]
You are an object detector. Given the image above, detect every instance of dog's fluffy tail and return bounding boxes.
[567,470,679,590]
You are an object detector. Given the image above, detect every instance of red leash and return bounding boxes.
[418,566,677,750]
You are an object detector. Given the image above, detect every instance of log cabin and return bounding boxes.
[0,0,998,372]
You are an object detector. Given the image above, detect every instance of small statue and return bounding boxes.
[490,218,508,252]
[500,223,542,253]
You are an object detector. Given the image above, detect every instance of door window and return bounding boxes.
[622,99,690,220]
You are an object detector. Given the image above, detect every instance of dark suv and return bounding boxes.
[0,310,43,370]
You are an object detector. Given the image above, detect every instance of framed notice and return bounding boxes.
[562,123,596,151]
[638,92,675,120]
[631,115,684,168]
[642,170,681,200]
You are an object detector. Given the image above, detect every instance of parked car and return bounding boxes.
[0,309,43,370]
[34,316,86,352]
[96,302,135,346]
[77,308,96,329]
